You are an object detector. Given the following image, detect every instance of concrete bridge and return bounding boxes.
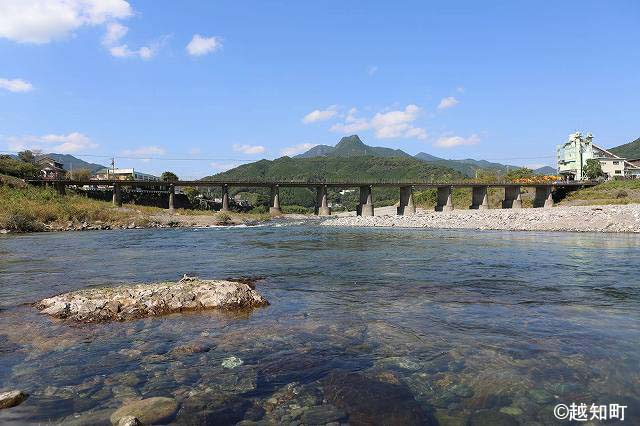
[34,179,595,216]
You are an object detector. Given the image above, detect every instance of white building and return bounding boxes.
[557,132,640,180]
[94,168,160,181]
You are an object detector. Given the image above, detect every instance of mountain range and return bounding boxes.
[609,137,640,160]
[291,135,553,177]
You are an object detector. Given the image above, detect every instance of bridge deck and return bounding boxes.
[31,179,595,189]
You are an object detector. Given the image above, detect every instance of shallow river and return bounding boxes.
[0,226,639,425]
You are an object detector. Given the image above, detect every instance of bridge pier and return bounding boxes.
[269,185,282,215]
[502,186,522,209]
[168,184,176,213]
[470,186,489,210]
[316,185,331,216]
[435,186,453,212]
[397,186,416,215]
[55,182,66,196]
[357,185,374,216]
[112,184,122,207]
[221,185,230,212]
[534,186,554,208]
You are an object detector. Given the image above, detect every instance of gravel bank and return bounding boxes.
[320,204,640,233]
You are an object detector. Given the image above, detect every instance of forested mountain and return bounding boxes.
[609,137,640,160]
[43,153,106,174]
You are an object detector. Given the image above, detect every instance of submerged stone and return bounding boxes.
[467,410,519,426]
[321,371,435,425]
[36,276,269,322]
[527,388,554,404]
[222,356,244,369]
[0,390,28,409]
[110,397,179,425]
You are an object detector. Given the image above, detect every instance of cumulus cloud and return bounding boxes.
[122,146,166,156]
[331,104,427,140]
[437,96,459,110]
[102,23,167,60]
[434,134,480,148]
[0,0,133,44]
[232,144,266,155]
[7,132,97,153]
[302,106,338,124]
[186,34,222,56]
[0,78,34,93]
[281,143,317,156]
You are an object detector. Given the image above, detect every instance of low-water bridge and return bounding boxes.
[33,179,595,216]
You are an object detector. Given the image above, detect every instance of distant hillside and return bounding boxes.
[206,155,463,182]
[609,137,640,160]
[534,166,557,175]
[295,135,412,159]
[294,135,527,177]
[43,153,106,174]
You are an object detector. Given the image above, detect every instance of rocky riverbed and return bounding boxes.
[36,276,269,322]
[321,204,640,233]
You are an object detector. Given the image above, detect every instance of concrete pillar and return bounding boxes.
[317,185,331,216]
[55,182,66,196]
[398,186,416,215]
[269,185,282,215]
[470,186,489,210]
[502,186,522,209]
[112,184,122,207]
[435,186,453,212]
[358,185,374,216]
[534,186,554,208]
[221,185,230,212]
[168,184,175,213]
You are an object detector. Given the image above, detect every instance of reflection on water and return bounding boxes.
[0,227,639,425]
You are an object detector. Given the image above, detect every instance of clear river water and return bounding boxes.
[0,226,639,425]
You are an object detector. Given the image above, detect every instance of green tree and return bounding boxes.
[505,167,534,181]
[66,168,92,181]
[161,171,179,181]
[583,159,603,180]
[0,156,40,179]
[18,150,37,165]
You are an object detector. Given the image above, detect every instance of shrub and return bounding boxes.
[616,190,628,198]
[0,157,40,179]
[216,212,232,224]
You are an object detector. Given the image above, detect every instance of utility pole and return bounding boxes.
[111,157,115,178]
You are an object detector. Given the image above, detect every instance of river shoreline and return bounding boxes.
[320,203,640,233]
[2,204,640,234]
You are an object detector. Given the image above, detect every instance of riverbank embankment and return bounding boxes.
[320,204,640,233]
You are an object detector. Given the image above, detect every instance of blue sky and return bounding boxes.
[1,0,638,178]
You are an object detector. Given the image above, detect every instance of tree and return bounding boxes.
[505,167,534,182]
[18,150,37,165]
[0,156,40,179]
[66,168,92,181]
[583,159,603,180]
[161,171,179,182]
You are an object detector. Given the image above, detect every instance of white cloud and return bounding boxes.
[302,107,338,124]
[0,0,132,44]
[0,78,34,93]
[232,144,265,155]
[368,65,378,76]
[437,96,459,110]
[186,34,222,56]
[122,146,166,157]
[330,104,427,140]
[434,134,480,148]
[102,22,127,45]
[281,143,317,156]
[7,132,97,153]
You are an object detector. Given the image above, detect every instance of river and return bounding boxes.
[1,226,639,425]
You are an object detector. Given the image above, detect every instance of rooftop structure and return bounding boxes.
[557,132,640,181]
[37,156,66,180]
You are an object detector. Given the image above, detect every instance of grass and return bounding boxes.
[0,184,272,233]
[560,180,640,205]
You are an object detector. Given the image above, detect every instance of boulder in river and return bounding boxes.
[36,276,269,322]
[0,390,28,409]
[110,397,178,425]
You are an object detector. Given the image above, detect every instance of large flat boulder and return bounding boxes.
[36,276,268,322]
